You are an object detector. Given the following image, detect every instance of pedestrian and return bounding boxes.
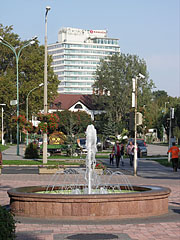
[109,153,114,165]
[112,140,121,168]
[127,141,134,167]
[120,143,125,166]
[167,142,180,172]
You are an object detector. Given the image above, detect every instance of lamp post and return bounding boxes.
[0,104,6,145]
[0,36,37,155]
[43,6,51,164]
[132,73,145,176]
[26,83,44,145]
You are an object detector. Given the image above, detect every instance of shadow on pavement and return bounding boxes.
[169,201,180,206]
[16,231,53,240]
[142,175,180,180]
[58,233,134,240]
[65,233,119,240]
[171,208,180,214]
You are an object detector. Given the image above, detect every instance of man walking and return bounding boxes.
[112,141,121,168]
[168,142,179,172]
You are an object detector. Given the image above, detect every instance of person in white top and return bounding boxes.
[127,141,134,166]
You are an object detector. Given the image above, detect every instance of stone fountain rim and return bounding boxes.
[8,185,171,200]
[8,185,171,220]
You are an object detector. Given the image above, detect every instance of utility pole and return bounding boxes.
[0,104,6,145]
[168,108,174,162]
[43,6,51,164]
[132,77,138,176]
[132,73,145,176]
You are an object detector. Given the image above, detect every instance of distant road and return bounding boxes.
[2,143,169,160]
[147,144,168,156]
[2,166,39,174]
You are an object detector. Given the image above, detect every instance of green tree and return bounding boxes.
[152,90,169,108]
[172,102,180,143]
[142,91,169,141]
[57,110,92,136]
[161,97,180,141]
[0,24,59,142]
[174,126,180,144]
[57,110,92,155]
[102,115,117,138]
[93,53,154,135]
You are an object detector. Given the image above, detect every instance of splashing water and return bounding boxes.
[84,124,97,194]
[45,125,133,194]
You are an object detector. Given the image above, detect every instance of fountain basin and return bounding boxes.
[8,185,170,220]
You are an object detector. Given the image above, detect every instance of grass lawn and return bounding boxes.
[39,154,110,159]
[42,155,85,159]
[151,158,172,168]
[0,144,13,151]
[2,159,85,166]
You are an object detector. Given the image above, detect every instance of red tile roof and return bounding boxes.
[51,94,94,110]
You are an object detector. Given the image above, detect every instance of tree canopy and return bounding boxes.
[0,24,59,141]
[93,53,154,134]
[57,110,92,137]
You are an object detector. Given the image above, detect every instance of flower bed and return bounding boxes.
[94,162,106,175]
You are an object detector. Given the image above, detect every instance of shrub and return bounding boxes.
[0,205,16,240]
[25,142,39,159]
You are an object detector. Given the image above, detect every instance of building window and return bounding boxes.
[55,102,61,109]
[74,104,83,109]
[50,102,54,108]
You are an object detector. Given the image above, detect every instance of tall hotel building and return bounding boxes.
[48,27,120,94]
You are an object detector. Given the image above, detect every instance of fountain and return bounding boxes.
[7,125,171,220]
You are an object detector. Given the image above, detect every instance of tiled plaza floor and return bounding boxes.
[0,144,180,240]
[0,167,180,240]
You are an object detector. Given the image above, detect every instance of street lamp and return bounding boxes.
[0,36,37,155]
[44,6,51,116]
[26,83,44,145]
[132,73,145,176]
[43,6,51,164]
[0,104,6,145]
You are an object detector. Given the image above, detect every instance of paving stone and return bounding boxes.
[1,144,180,240]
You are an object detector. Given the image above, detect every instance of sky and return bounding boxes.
[1,0,180,98]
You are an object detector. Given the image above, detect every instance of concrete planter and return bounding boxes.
[38,166,64,174]
[94,169,104,175]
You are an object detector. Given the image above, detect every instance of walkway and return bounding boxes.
[2,144,25,160]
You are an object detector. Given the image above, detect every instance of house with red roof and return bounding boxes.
[48,94,101,120]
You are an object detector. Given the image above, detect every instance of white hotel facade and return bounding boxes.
[48,27,120,94]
